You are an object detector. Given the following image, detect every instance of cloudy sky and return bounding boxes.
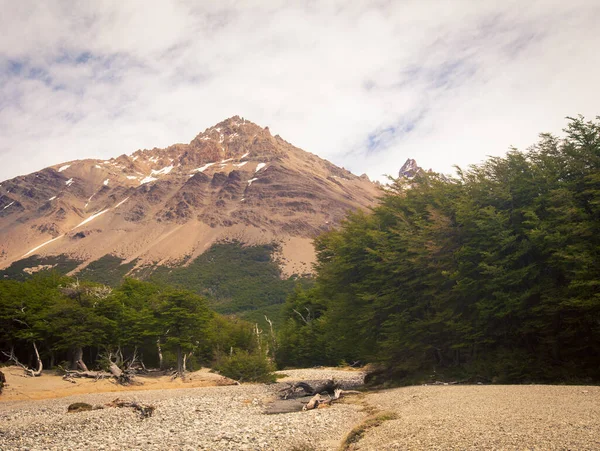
[1,0,599,182]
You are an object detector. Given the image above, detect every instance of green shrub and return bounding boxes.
[213,349,276,383]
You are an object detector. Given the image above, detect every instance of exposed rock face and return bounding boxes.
[0,116,381,276]
[398,158,423,179]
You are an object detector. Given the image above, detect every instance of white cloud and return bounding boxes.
[0,0,599,182]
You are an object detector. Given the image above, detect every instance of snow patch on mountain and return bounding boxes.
[193,162,215,173]
[140,176,158,185]
[151,165,174,176]
[22,235,65,258]
[74,208,110,228]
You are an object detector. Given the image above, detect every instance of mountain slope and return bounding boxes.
[0,117,380,277]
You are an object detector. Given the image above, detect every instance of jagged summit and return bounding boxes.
[399,158,423,179]
[0,117,380,277]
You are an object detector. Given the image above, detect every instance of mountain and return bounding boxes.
[0,117,381,279]
[398,158,424,179]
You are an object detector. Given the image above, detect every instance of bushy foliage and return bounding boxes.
[76,254,139,287]
[213,349,276,383]
[2,242,309,328]
[278,116,600,382]
[0,275,260,374]
[0,255,80,280]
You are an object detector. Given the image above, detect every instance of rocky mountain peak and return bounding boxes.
[399,158,423,179]
[0,116,381,277]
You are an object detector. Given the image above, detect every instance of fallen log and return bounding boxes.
[67,399,154,418]
[303,394,323,410]
[59,366,112,381]
[302,388,361,411]
[279,379,340,399]
[106,398,155,418]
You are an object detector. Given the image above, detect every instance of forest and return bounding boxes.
[278,116,599,383]
[0,275,275,382]
[1,116,598,384]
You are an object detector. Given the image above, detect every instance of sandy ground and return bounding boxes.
[0,365,235,402]
[356,384,600,450]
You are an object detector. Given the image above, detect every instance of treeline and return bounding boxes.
[277,116,600,383]
[0,275,272,379]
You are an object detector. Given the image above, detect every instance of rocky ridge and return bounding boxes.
[0,117,381,276]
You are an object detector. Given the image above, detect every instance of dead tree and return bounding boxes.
[60,351,136,385]
[70,346,89,372]
[105,351,135,385]
[264,315,277,360]
[157,338,164,370]
[1,343,43,377]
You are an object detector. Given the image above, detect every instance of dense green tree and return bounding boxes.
[279,116,600,382]
[156,289,213,376]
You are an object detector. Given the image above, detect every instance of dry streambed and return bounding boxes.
[1,367,599,451]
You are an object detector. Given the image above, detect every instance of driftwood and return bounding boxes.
[1,343,43,377]
[276,379,361,412]
[279,379,340,399]
[106,398,155,418]
[303,388,356,411]
[67,398,154,418]
[61,367,113,381]
[60,350,137,386]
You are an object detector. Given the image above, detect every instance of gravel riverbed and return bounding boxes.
[358,384,600,450]
[2,369,598,451]
[0,369,366,451]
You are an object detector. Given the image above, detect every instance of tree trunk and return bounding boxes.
[157,339,163,370]
[176,346,184,376]
[70,347,89,372]
[30,342,43,376]
[0,370,6,394]
[1,343,42,377]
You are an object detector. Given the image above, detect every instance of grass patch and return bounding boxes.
[149,241,311,325]
[0,254,81,280]
[75,254,138,287]
[340,411,398,450]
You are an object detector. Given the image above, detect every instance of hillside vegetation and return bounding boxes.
[0,242,307,327]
